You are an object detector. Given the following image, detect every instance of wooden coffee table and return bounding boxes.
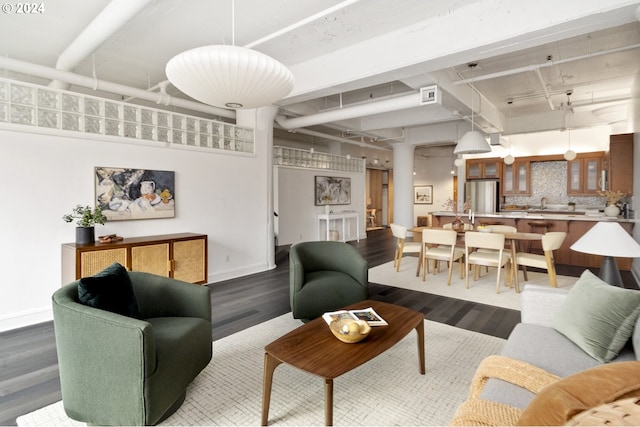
[261,300,425,426]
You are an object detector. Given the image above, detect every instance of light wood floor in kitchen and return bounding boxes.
[1,228,637,425]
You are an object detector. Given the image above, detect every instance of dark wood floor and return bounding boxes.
[1,228,636,425]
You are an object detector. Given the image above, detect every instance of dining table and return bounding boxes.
[409,226,543,290]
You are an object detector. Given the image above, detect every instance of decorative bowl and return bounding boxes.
[329,319,372,343]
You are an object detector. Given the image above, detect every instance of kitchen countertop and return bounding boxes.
[432,211,636,223]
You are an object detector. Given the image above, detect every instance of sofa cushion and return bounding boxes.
[516,361,640,425]
[78,262,141,318]
[479,323,604,409]
[552,270,640,362]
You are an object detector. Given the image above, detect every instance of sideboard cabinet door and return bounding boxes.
[62,233,208,285]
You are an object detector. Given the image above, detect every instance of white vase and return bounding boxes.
[604,204,620,217]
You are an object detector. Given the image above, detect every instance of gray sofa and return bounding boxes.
[479,283,639,409]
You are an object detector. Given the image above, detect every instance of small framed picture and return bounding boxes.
[414,185,433,204]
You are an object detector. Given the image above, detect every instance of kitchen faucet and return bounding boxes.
[540,197,547,210]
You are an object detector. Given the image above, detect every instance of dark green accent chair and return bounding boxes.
[290,240,369,322]
[52,272,212,426]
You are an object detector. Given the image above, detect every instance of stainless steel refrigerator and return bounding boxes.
[464,180,499,214]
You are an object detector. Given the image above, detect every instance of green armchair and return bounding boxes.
[290,241,369,321]
[52,271,212,426]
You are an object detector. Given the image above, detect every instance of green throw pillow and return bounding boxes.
[78,262,141,318]
[552,270,640,362]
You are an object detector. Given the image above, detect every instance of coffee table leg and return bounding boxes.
[324,378,333,426]
[261,352,283,426]
[415,319,425,374]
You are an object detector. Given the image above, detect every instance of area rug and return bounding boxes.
[17,314,505,426]
[369,256,575,311]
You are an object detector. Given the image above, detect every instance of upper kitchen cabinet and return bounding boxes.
[567,152,605,195]
[502,161,530,195]
[466,158,501,180]
[608,133,633,195]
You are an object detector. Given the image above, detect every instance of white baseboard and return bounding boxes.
[0,306,52,333]
[207,262,273,285]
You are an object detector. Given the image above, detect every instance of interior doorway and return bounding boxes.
[366,168,388,230]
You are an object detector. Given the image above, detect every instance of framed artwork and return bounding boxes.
[95,167,175,221]
[414,185,433,204]
[315,176,351,205]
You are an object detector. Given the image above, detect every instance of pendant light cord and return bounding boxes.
[469,63,477,132]
[231,0,235,46]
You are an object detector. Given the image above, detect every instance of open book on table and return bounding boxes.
[322,306,388,326]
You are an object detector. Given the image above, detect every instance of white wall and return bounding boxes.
[275,166,365,245]
[413,155,456,223]
[0,126,271,331]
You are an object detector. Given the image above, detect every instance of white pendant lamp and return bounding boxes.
[503,100,515,165]
[563,92,577,161]
[454,63,491,155]
[564,125,576,161]
[166,0,294,109]
[504,154,515,165]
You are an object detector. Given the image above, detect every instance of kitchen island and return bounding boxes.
[431,211,636,270]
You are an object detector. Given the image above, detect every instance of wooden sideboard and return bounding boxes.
[61,233,208,285]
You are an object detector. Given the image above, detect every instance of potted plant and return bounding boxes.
[567,201,576,212]
[63,205,107,244]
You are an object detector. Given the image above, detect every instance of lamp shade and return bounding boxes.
[564,149,577,161]
[166,45,295,109]
[453,130,491,155]
[570,222,640,258]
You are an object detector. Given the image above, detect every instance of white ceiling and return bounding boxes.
[1,0,639,154]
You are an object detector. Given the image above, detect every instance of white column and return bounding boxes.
[236,105,279,270]
[392,143,415,229]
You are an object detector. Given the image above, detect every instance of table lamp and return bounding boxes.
[570,222,640,287]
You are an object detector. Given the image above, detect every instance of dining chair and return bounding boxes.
[390,223,422,272]
[421,228,464,285]
[465,231,514,293]
[367,209,377,228]
[475,225,516,276]
[514,232,567,289]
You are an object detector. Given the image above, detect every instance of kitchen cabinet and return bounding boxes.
[61,233,208,285]
[608,133,633,194]
[502,161,530,195]
[567,153,605,195]
[466,158,501,180]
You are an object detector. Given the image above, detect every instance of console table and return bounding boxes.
[61,233,208,285]
[317,212,360,242]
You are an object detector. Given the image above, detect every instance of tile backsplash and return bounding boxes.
[504,161,608,209]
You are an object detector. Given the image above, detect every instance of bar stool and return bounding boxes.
[528,221,553,253]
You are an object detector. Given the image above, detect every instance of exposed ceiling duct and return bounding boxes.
[0,56,236,119]
[276,86,443,130]
[49,0,153,89]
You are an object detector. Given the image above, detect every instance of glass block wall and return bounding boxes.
[0,78,254,154]
[273,146,364,173]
